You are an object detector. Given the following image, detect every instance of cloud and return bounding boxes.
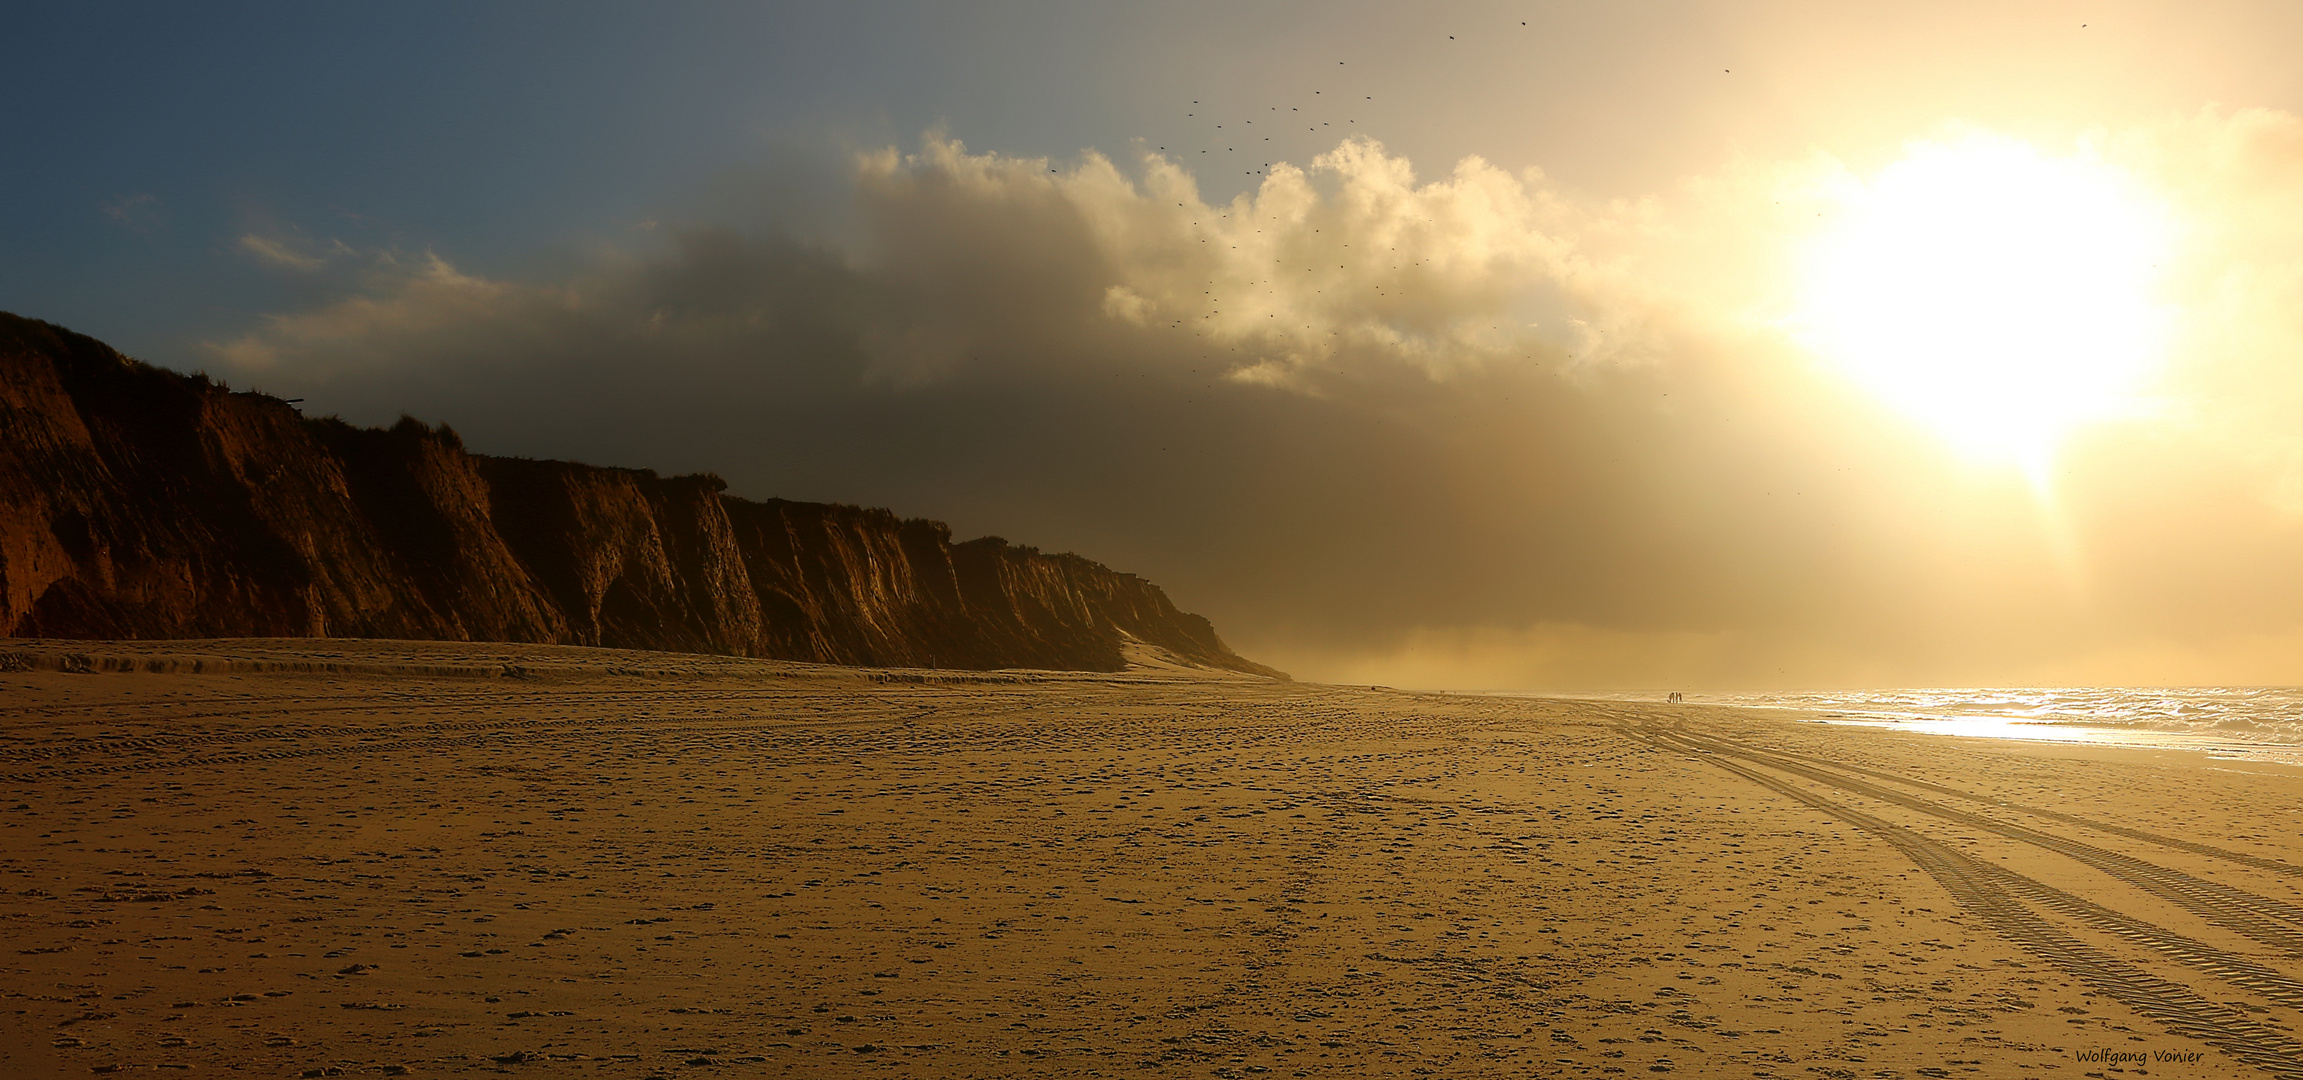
[1252,623,1842,693]
[2098,108,2303,511]
[236,234,330,271]
[102,193,162,231]
[211,252,519,369]
[205,133,1720,393]
[195,119,2303,689]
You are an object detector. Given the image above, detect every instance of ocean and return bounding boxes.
[1559,685,2303,764]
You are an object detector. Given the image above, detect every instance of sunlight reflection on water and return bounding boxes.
[1556,686,2303,764]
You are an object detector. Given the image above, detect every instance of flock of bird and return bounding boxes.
[1155,67,1367,182]
[1147,20,1568,182]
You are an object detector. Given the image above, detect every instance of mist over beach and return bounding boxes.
[8,3,2303,1077]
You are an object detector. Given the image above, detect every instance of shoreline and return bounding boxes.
[1514,687,2303,769]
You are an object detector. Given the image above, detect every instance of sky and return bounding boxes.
[11,1,2303,689]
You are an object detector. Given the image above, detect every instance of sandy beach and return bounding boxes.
[5,639,2301,1079]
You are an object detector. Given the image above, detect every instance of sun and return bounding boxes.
[1791,133,2175,473]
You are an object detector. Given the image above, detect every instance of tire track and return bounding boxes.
[0,681,903,726]
[0,726,680,784]
[0,714,562,764]
[0,713,935,785]
[1,688,1208,785]
[1653,725,2303,955]
[1675,722,2303,879]
[1978,864,2303,1010]
[1633,728,2303,1010]
[0,688,946,764]
[0,681,793,720]
[1629,727,2303,1079]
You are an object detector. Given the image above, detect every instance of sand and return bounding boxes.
[4,639,2301,1079]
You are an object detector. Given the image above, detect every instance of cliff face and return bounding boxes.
[0,314,1281,676]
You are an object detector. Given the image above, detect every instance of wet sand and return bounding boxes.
[4,639,2301,1079]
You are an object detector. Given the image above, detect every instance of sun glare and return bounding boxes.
[1793,134,2175,473]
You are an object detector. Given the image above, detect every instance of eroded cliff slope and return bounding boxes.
[0,314,1280,675]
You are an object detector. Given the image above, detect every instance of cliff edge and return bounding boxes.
[0,314,1283,676]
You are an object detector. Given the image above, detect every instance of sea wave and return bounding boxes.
[1560,686,2303,761]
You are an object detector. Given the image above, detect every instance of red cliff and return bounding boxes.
[0,314,1281,676]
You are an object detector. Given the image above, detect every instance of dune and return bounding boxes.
[4,638,2298,1077]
